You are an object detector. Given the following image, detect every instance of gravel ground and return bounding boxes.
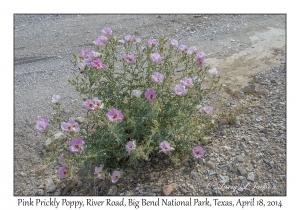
[14,14,286,196]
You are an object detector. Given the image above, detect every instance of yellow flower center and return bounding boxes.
[75,144,80,149]
[115,175,119,179]
[67,126,71,130]
[63,171,67,175]
[98,171,102,175]
[150,95,153,99]
[113,114,118,119]
[195,151,199,155]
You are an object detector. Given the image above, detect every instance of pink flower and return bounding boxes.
[78,62,86,73]
[197,52,206,59]
[69,120,80,132]
[111,171,120,183]
[36,118,49,132]
[180,77,193,87]
[170,39,178,47]
[126,141,136,154]
[93,98,104,109]
[159,141,174,154]
[145,89,156,102]
[99,36,108,43]
[95,165,104,179]
[81,50,90,59]
[93,36,108,46]
[69,138,84,152]
[123,54,136,63]
[187,46,197,54]
[150,53,162,63]
[148,39,158,46]
[124,34,134,42]
[151,72,164,83]
[102,27,112,36]
[196,52,206,67]
[83,50,100,66]
[203,106,213,114]
[192,146,205,158]
[208,67,218,75]
[61,120,80,132]
[92,58,106,70]
[52,95,61,103]
[93,39,104,47]
[89,50,100,58]
[174,84,187,95]
[61,122,72,132]
[83,99,95,110]
[58,166,68,179]
[179,44,188,51]
[107,108,124,122]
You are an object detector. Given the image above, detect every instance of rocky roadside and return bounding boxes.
[15,64,286,196]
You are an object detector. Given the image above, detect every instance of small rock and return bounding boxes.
[98,190,105,196]
[63,110,72,114]
[222,146,231,150]
[237,167,247,176]
[37,184,44,189]
[242,84,256,94]
[75,180,83,188]
[190,171,196,179]
[75,117,85,124]
[163,183,178,196]
[35,189,45,196]
[198,158,205,165]
[20,172,27,177]
[260,137,268,142]
[262,128,268,134]
[54,132,64,140]
[247,172,255,182]
[237,187,244,192]
[208,171,216,176]
[263,159,269,165]
[236,155,244,163]
[238,176,247,183]
[118,40,125,45]
[269,161,275,168]
[206,161,215,169]
[53,190,61,196]
[44,178,56,193]
[152,188,161,193]
[62,185,73,195]
[60,183,66,189]
[108,185,118,196]
[45,138,52,146]
[219,175,229,184]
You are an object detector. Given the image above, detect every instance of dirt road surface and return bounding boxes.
[14,14,285,193]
